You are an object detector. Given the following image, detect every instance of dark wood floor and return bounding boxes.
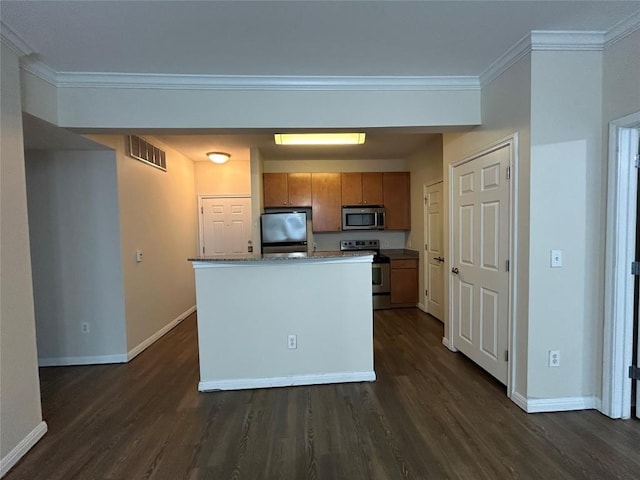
[6,309,640,479]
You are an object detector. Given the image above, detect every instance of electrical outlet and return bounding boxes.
[81,322,90,334]
[550,250,562,268]
[288,334,297,349]
[136,250,143,263]
[548,350,560,367]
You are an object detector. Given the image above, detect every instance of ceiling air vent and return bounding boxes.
[127,135,167,171]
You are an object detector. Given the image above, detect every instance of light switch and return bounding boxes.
[136,250,143,263]
[550,249,562,268]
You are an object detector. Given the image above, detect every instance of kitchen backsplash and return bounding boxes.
[311,230,407,252]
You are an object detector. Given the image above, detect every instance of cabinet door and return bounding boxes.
[312,173,341,232]
[362,172,383,205]
[341,173,363,205]
[390,259,418,304]
[287,173,312,207]
[383,172,411,230]
[263,173,288,207]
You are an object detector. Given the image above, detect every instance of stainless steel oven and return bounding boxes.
[372,256,391,309]
[340,239,391,309]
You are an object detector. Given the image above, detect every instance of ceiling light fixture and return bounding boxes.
[274,133,366,146]
[206,152,230,164]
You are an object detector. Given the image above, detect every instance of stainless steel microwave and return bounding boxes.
[342,206,385,230]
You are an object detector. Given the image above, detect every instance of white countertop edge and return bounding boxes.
[191,254,373,269]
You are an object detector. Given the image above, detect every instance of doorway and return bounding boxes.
[603,111,640,419]
[447,136,517,392]
[198,195,252,256]
[424,181,444,321]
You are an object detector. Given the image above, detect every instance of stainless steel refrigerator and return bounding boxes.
[260,212,308,254]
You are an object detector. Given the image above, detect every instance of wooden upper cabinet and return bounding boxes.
[312,173,341,232]
[263,173,311,207]
[341,172,383,206]
[383,172,411,230]
[286,173,312,207]
[362,172,383,205]
[341,173,362,205]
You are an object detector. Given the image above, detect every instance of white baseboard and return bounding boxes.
[38,354,127,367]
[442,336,457,351]
[511,393,598,413]
[0,421,47,477]
[128,305,196,361]
[199,371,376,392]
[37,305,196,367]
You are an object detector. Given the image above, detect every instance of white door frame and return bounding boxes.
[602,111,640,419]
[446,134,518,398]
[197,194,252,256]
[423,178,443,318]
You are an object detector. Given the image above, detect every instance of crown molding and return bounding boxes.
[605,9,640,47]
[530,30,605,51]
[48,72,480,91]
[20,59,58,87]
[479,33,531,87]
[480,30,609,87]
[0,21,34,57]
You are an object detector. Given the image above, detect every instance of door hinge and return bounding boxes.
[424,196,428,205]
[425,243,428,251]
[202,246,205,255]
[504,350,509,362]
[634,154,640,168]
[201,206,204,214]
[506,259,510,272]
[629,365,640,380]
[632,261,640,275]
[425,289,428,296]
[506,165,511,180]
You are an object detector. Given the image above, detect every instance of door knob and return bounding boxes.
[451,267,459,274]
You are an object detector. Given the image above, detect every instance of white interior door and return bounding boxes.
[425,182,444,321]
[200,197,252,256]
[451,145,510,384]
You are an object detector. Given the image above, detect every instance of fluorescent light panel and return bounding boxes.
[274,133,366,145]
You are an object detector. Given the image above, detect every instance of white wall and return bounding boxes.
[603,29,640,123]
[0,43,45,474]
[194,158,251,196]
[527,51,603,399]
[25,150,127,364]
[443,53,532,398]
[407,136,444,310]
[88,135,198,353]
[56,87,481,130]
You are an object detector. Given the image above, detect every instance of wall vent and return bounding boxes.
[127,135,166,171]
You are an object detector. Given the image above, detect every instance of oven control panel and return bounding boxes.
[340,239,380,251]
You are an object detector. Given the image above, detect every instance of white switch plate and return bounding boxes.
[550,249,562,268]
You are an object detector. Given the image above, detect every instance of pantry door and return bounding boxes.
[451,144,511,384]
[425,182,444,321]
[200,196,252,256]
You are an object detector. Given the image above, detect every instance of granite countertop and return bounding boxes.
[381,248,420,259]
[188,250,373,262]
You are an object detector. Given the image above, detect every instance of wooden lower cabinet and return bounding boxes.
[311,173,341,232]
[390,258,418,305]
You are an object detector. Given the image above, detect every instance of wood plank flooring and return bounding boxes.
[6,308,640,479]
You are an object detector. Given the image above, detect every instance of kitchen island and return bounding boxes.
[189,251,375,391]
